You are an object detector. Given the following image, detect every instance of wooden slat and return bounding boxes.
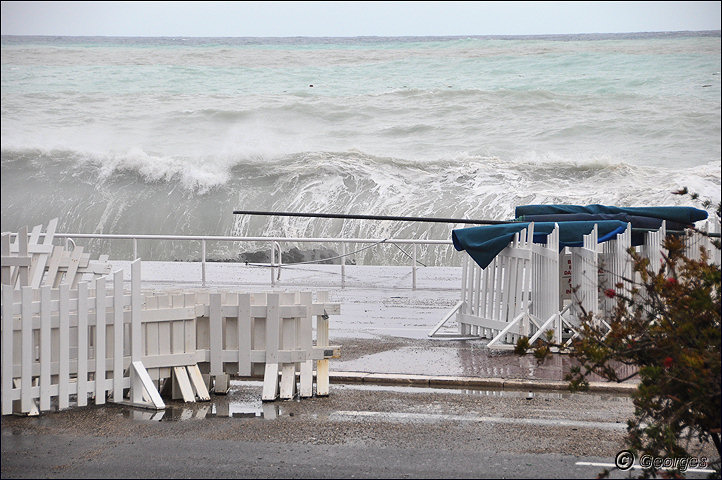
[316,291,329,396]
[2,285,15,414]
[58,283,70,410]
[21,286,33,413]
[131,260,142,364]
[156,294,171,381]
[1,233,11,286]
[77,283,89,407]
[130,361,165,409]
[113,271,124,402]
[172,366,195,403]
[39,286,51,411]
[237,293,252,376]
[279,363,296,400]
[30,219,57,288]
[66,246,85,288]
[265,294,280,364]
[298,292,313,397]
[44,246,64,287]
[261,362,279,401]
[209,293,222,376]
[144,295,159,383]
[187,364,210,401]
[184,293,196,362]
[262,293,280,401]
[95,277,106,404]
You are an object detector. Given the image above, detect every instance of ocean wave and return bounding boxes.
[2,145,719,264]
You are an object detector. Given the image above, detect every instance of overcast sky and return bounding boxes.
[1,1,720,37]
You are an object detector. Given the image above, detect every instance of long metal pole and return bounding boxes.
[232,209,719,236]
[232,210,512,225]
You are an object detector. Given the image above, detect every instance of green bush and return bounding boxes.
[516,194,720,478]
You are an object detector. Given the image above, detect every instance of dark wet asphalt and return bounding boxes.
[2,381,717,478]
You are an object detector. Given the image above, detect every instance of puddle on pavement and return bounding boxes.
[118,378,630,423]
[333,344,638,383]
[335,383,565,399]
[121,380,297,422]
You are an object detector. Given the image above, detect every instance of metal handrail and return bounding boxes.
[36,232,455,289]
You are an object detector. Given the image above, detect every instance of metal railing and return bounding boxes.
[47,233,455,289]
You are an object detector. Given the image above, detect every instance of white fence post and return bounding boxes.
[95,276,106,405]
[58,283,70,410]
[262,293,280,401]
[570,225,599,327]
[77,282,89,407]
[1,286,14,414]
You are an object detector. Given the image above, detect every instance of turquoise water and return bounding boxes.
[1,33,720,263]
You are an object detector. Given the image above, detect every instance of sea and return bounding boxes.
[1,32,720,265]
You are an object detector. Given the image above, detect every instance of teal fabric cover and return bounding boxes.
[515,204,707,225]
[452,220,628,270]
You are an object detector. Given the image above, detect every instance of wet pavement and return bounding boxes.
[4,262,695,479]
[2,380,717,478]
[115,262,637,385]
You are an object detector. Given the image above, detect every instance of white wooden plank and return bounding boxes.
[21,286,33,413]
[2,285,15,414]
[14,227,29,288]
[171,295,185,360]
[184,293,196,356]
[262,363,279,401]
[265,294,280,364]
[39,286,51,411]
[1,233,11,286]
[237,293,252,376]
[279,363,296,400]
[131,260,141,364]
[173,366,196,402]
[144,295,159,384]
[95,276,106,404]
[315,291,329,396]
[209,293,222,376]
[26,224,43,288]
[30,219,57,288]
[157,294,172,381]
[113,270,124,402]
[186,364,210,401]
[130,361,165,409]
[298,292,313,398]
[77,282,88,407]
[58,283,70,410]
[45,246,64,287]
[316,358,329,397]
[66,246,84,288]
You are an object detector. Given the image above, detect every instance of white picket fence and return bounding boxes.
[1,218,112,290]
[1,260,168,415]
[432,218,720,349]
[686,216,721,266]
[1,258,341,415]
[452,224,534,343]
[140,289,340,401]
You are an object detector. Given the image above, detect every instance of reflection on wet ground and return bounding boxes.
[333,337,639,383]
[121,379,631,423]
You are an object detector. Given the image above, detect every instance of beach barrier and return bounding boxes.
[433,221,685,349]
[1,221,342,415]
[599,223,632,319]
[1,260,168,415]
[685,216,721,266]
[138,289,341,401]
[1,218,113,289]
[1,261,341,415]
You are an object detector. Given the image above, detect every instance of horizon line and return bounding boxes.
[1,30,720,40]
